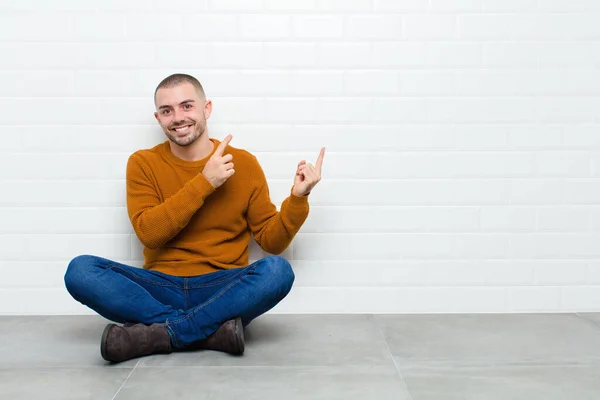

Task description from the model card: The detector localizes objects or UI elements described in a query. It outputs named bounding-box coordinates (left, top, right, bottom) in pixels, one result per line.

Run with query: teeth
left=175, top=126, right=190, bottom=132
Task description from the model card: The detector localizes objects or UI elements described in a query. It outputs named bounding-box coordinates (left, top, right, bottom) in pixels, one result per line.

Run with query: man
left=64, top=73, right=325, bottom=363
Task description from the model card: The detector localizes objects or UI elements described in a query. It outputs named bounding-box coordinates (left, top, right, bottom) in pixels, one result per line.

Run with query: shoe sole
left=235, top=317, right=245, bottom=355
left=100, top=323, right=117, bottom=362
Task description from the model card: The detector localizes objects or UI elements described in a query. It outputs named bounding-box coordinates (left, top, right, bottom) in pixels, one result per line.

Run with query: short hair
left=154, top=73, right=206, bottom=102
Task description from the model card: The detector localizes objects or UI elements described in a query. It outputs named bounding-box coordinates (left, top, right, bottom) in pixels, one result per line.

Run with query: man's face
left=154, top=82, right=211, bottom=147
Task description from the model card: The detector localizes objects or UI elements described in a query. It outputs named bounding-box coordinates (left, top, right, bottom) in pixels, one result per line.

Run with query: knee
left=260, top=255, right=295, bottom=292
left=64, top=255, right=98, bottom=297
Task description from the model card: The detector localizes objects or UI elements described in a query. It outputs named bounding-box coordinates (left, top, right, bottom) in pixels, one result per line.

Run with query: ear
left=204, top=100, right=213, bottom=120
left=154, top=112, right=160, bottom=123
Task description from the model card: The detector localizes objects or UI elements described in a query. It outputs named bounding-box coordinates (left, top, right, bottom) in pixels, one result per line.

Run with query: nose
left=172, top=108, right=184, bottom=122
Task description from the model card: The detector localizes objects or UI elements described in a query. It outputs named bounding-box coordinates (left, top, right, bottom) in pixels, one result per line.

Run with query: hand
left=202, top=134, right=234, bottom=189
left=293, top=147, right=325, bottom=197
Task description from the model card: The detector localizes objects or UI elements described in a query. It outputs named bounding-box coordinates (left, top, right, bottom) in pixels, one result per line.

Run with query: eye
left=161, top=109, right=170, bottom=115
left=184, top=104, right=193, bottom=109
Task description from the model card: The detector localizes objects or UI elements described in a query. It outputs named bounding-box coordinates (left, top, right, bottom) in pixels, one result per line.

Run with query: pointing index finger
left=214, top=134, right=232, bottom=157
left=315, top=147, right=325, bottom=173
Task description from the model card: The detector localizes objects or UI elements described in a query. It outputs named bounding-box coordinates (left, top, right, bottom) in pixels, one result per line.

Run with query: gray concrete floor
left=1, top=313, right=600, bottom=399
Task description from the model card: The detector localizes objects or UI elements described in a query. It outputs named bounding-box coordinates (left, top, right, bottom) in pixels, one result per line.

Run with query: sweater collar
left=160, top=138, right=220, bottom=168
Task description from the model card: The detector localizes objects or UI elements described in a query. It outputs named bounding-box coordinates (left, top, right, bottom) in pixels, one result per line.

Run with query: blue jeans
left=64, top=255, right=294, bottom=349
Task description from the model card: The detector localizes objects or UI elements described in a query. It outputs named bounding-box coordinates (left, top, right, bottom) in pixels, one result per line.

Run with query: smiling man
left=64, top=73, right=325, bottom=363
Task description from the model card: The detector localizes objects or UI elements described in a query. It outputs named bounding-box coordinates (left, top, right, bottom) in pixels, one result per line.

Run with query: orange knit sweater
left=125, top=138, right=309, bottom=277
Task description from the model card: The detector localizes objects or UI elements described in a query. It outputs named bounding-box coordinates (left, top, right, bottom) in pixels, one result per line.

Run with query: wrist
left=292, top=189, right=309, bottom=197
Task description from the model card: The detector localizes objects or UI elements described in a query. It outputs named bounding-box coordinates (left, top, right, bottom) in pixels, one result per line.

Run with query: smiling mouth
left=172, top=125, right=193, bottom=134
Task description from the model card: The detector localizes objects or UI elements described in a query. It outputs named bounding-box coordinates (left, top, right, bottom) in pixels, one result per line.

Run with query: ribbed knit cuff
left=288, top=186, right=309, bottom=207
left=189, top=173, right=216, bottom=199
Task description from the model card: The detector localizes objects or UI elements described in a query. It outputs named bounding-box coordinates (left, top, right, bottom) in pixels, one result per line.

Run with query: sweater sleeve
left=126, top=153, right=216, bottom=249
left=246, top=155, right=309, bottom=254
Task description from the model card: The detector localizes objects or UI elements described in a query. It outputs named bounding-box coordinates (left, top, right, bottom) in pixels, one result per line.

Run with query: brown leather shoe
left=192, top=317, right=245, bottom=355
left=101, top=323, right=172, bottom=363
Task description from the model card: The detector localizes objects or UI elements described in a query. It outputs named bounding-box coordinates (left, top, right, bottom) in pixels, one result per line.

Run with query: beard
left=164, top=118, right=206, bottom=147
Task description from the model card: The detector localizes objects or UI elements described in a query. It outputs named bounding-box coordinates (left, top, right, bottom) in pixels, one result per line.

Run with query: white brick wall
left=1, top=0, right=600, bottom=314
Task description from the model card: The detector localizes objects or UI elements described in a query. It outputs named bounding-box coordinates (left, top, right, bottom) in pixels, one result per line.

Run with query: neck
left=169, top=133, right=213, bottom=162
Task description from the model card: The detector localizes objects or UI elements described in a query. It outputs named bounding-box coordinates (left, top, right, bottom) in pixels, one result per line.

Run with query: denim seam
left=169, top=277, right=243, bottom=326
left=108, top=264, right=181, bottom=288
left=167, top=263, right=259, bottom=327
left=184, top=278, right=189, bottom=310
left=164, top=321, right=180, bottom=348
left=186, top=267, right=248, bottom=289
